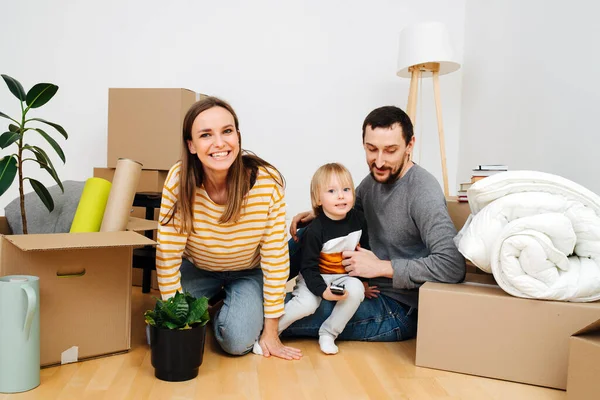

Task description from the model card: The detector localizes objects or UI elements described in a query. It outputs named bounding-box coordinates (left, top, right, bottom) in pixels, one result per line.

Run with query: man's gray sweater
left=355, top=164, right=465, bottom=309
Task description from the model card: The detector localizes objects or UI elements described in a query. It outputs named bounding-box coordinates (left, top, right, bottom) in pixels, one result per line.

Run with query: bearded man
left=284, top=106, right=465, bottom=342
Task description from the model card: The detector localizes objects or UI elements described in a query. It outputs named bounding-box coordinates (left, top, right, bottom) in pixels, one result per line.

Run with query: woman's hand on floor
left=258, top=318, right=302, bottom=360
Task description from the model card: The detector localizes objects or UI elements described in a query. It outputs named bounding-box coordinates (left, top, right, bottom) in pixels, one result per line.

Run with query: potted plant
left=0, top=74, right=68, bottom=234
left=144, top=291, right=210, bottom=382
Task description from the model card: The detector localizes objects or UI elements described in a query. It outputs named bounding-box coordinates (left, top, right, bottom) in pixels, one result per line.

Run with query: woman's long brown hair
left=162, top=96, right=284, bottom=234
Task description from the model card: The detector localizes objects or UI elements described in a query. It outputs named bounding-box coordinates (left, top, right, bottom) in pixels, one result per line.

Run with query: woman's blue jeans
left=180, top=259, right=263, bottom=355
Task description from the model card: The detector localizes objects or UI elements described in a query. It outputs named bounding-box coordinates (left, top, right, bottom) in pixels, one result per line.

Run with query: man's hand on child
left=322, top=286, right=348, bottom=301
left=290, top=211, right=315, bottom=241
left=363, top=281, right=380, bottom=299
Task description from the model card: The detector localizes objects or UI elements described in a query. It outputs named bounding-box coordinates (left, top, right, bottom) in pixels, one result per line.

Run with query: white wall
left=459, top=0, right=600, bottom=193
left=0, top=0, right=465, bottom=220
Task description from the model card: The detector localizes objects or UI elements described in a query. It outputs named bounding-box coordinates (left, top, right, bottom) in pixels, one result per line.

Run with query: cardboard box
left=447, top=197, right=482, bottom=274
left=446, top=197, right=471, bottom=231
left=126, top=217, right=159, bottom=290
left=567, top=320, right=600, bottom=399
left=107, top=88, right=202, bottom=170
left=132, top=268, right=159, bottom=291
left=0, top=218, right=155, bottom=366
left=93, top=167, right=168, bottom=193
left=416, top=281, right=600, bottom=389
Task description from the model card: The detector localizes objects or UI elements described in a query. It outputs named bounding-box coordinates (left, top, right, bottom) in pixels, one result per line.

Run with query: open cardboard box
left=416, top=278, right=600, bottom=390
left=566, top=320, right=600, bottom=399
left=0, top=216, right=155, bottom=366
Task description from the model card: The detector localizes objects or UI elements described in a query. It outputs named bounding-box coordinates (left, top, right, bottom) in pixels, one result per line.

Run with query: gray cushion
left=4, top=180, right=85, bottom=234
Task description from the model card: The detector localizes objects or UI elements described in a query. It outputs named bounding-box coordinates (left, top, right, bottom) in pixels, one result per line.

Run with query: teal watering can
left=0, top=275, right=40, bottom=393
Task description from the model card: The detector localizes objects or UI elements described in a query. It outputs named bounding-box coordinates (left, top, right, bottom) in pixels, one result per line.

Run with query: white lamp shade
left=396, top=22, right=460, bottom=78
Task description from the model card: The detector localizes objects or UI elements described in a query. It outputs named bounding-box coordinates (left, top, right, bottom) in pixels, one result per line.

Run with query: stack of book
left=457, top=182, right=472, bottom=202
left=456, top=164, right=508, bottom=202
left=471, top=164, right=508, bottom=183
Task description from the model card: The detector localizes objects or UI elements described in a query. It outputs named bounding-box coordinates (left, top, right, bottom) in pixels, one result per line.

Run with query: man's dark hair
left=362, top=106, right=413, bottom=145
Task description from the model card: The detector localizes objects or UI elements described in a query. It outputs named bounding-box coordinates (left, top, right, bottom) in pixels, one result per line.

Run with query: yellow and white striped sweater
left=156, top=162, right=289, bottom=318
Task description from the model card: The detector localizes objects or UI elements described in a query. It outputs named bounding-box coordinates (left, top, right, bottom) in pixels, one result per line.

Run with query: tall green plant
left=0, top=74, right=68, bottom=234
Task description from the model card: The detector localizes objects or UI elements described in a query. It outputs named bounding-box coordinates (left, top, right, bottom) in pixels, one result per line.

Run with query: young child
left=255, top=162, right=370, bottom=355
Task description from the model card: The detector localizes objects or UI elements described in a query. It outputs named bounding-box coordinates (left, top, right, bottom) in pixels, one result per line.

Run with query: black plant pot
left=150, top=324, right=207, bottom=382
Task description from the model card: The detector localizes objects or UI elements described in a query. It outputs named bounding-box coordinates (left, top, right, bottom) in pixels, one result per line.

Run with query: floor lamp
left=396, top=22, right=460, bottom=197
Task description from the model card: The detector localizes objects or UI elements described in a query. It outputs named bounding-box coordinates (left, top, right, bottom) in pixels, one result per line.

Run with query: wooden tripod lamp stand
left=396, top=22, right=460, bottom=197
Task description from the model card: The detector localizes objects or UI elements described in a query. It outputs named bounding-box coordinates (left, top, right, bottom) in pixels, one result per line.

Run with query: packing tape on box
left=70, top=177, right=112, bottom=232
left=100, top=158, right=142, bottom=232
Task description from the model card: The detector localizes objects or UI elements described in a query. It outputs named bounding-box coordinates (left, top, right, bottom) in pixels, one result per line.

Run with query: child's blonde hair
left=310, top=163, right=355, bottom=216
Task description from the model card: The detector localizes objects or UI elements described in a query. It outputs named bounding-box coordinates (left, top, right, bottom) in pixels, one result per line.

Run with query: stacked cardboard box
left=94, top=88, right=203, bottom=289
left=420, top=201, right=600, bottom=393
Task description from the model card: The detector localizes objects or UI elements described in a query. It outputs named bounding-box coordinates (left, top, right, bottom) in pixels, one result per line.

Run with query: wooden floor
left=1, top=287, right=565, bottom=400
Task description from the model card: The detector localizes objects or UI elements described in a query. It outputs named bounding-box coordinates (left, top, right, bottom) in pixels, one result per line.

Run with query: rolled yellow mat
left=70, top=177, right=112, bottom=232
left=100, top=158, right=142, bottom=232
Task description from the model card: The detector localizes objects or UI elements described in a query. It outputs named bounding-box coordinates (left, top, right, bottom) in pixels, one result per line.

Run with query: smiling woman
left=155, top=97, right=302, bottom=360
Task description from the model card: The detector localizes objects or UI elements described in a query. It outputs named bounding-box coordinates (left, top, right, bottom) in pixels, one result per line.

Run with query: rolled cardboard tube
left=100, top=158, right=143, bottom=232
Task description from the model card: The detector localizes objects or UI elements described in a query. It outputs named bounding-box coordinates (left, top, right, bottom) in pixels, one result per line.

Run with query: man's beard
left=370, top=158, right=405, bottom=184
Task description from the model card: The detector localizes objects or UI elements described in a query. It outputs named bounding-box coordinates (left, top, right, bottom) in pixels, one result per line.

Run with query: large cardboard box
left=567, top=320, right=600, bottom=399
left=107, top=88, right=202, bottom=170
left=416, top=281, right=600, bottom=389
left=93, top=167, right=168, bottom=194
left=0, top=218, right=155, bottom=366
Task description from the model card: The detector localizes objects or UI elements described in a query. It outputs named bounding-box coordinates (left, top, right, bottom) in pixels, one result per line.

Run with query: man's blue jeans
left=282, top=229, right=418, bottom=341
left=180, top=259, right=263, bottom=355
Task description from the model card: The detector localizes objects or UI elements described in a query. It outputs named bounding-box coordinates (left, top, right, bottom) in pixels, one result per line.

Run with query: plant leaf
left=0, top=131, right=20, bottom=149
left=164, top=321, right=179, bottom=329
left=0, top=155, right=17, bottom=196
left=184, top=291, right=196, bottom=305
left=175, top=293, right=189, bottom=321
left=28, top=118, right=68, bottom=139
left=0, top=111, right=18, bottom=123
left=28, top=145, right=54, bottom=169
left=25, top=145, right=64, bottom=193
left=187, top=296, right=209, bottom=326
left=163, top=297, right=185, bottom=327
left=28, top=178, right=54, bottom=212
left=34, top=128, right=65, bottom=163
left=8, top=124, right=19, bottom=133
left=1, top=75, right=26, bottom=101
left=144, top=310, right=156, bottom=326
left=40, top=162, right=64, bottom=193
left=26, top=83, right=58, bottom=109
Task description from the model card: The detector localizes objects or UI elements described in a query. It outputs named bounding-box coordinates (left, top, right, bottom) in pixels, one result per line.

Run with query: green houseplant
left=0, top=74, right=68, bottom=234
left=144, top=291, right=210, bottom=382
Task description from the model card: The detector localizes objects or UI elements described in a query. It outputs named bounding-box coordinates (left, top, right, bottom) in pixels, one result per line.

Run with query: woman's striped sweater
left=156, top=162, right=289, bottom=318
